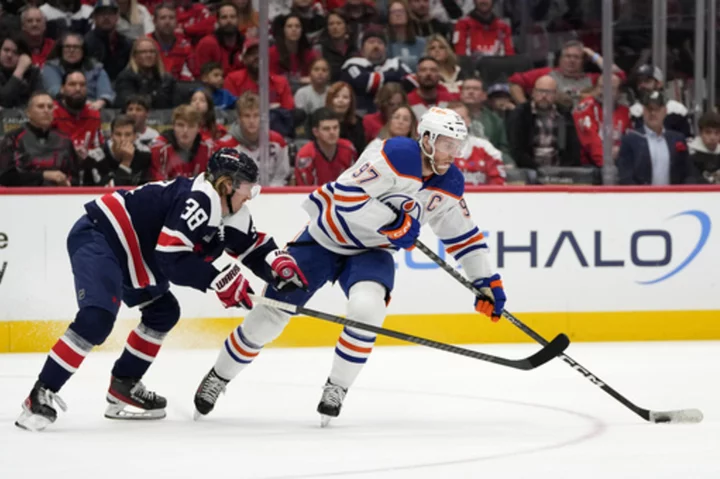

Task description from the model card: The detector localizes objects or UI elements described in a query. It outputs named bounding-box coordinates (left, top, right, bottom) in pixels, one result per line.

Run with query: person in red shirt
left=149, top=3, right=193, bottom=81
left=150, top=105, right=214, bottom=180
left=407, top=57, right=460, bottom=119
left=52, top=71, right=104, bottom=154
left=453, top=0, right=514, bottom=57
left=224, top=37, right=295, bottom=111
left=190, top=2, right=245, bottom=78
left=21, top=7, right=55, bottom=68
left=572, top=74, right=630, bottom=167
left=172, top=0, right=215, bottom=44
left=269, top=13, right=318, bottom=84
left=295, top=107, right=358, bottom=185
left=363, top=82, right=408, bottom=143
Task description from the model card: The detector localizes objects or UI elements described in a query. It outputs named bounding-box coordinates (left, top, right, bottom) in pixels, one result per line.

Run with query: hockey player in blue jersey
left=15, top=149, right=308, bottom=432
left=193, top=108, right=508, bottom=426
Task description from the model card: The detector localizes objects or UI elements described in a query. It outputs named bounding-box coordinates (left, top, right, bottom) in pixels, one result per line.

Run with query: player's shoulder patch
left=381, top=137, right=422, bottom=181
left=190, top=174, right=222, bottom=227
left=296, top=155, right=314, bottom=169
left=423, top=163, right=465, bottom=199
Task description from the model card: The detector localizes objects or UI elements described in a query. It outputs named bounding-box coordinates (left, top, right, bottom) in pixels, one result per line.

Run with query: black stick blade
left=525, top=333, right=570, bottom=368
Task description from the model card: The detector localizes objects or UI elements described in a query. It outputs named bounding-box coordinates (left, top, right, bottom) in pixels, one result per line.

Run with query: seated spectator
left=337, top=0, right=380, bottom=48
left=0, top=92, right=78, bottom=187
left=174, top=0, right=215, bottom=44
left=290, top=0, right=326, bottom=43
left=236, top=0, right=260, bottom=38
left=295, top=107, right=358, bottom=185
left=200, top=62, right=236, bottom=110
left=269, top=13, right=318, bottom=85
left=0, top=34, right=44, bottom=108
left=629, top=65, right=691, bottom=138
left=618, top=91, right=695, bottom=185
left=425, top=33, right=465, bottom=94
left=84, top=0, right=133, bottom=82
left=216, top=91, right=291, bottom=186
left=507, top=75, right=582, bottom=170
left=509, top=40, right=624, bottom=109
left=366, top=104, right=417, bottom=150
left=122, top=94, right=159, bottom=148
left=52, top=71, right=104, bottom=154
left=190, top=88, right=228, bottom=141
left=294, top=57, right=331, bottom=118
left=40, top=0, right=93, bottom=39
left=315, top=11, right=357, bottom=82
left=191, top=2, right=245, bottom=78
left=408, top=56, right=460, bottom=118
left=453, top=0, right=514, bottom=57
left=116, top=0, right=154, bottom=40
left=409, top=0, right=452, bottom=39
left=340, top=28, right=414, bottom=114
left=327, top=81, right=366, bottom=155
left=150, top=104, right=213, bottom=180
left=688, top=112, right=720, bottom=183
left=21, top=7, right=55, bottom=68
left=485, top=83, right=515, bottom=114
left=363, top=83, right=408, bottom=142
left=448, top=101, right=506, bottom=185
left=84, top=114, right=151, bottom=185
left=114, top=37, right=175, bottom=109
left=149, top=3, right=193, bottom=81
left=387, top=0, right=426, bottom=72
left=461, top=76, right=513, bottom=165
left=41, top=32, right=115, bottom=109
left=572, top=73, right=629, bottom=167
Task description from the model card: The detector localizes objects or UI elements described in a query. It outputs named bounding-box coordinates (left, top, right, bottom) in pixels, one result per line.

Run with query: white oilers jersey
left=302, top=136, right=495, bottom=281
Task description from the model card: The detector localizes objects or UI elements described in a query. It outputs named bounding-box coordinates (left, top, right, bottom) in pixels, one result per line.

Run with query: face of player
left=125, top=103, right=148, bottom=129
left=284, top=17, right=303, bottom=43
left=559, top=46, right=583, bottom=75
left=331, top=87, right=352, bottom=115
left=362, top=38, right=386, bottom=64
left=93, top=8, right=119, bottom=32
left=61, top=72, right=88, bottom=108
left=112, top=124, right=136, bottom=148
left=310, top=60, right=330, bottom=86
left=0, top=39, right=19, bottom=70
left=475, top=0, right=493, bottom=14
left=62, top=35, right=84, bottom=64
left=701, top=127, right=720, bottom=152
left=203, top=68, right=224, bottom=89
left=154, top=7, right=177, bottom=36
left=417, top=60, right=439, bottom=88
left=314, top=119, right=340, bottom=146
left=134, top=39, right=158, bottom=70
left=388, top=2, right=408, bottom=27
left=217, top=6, right=239, bottom=34
left=174, top=119, right=200, bottom=150
left=460, top=79, right=485, bottom=106
left=26, top=94, right=54, bottom=130
left=388, top=107, right=413, bottom=137
left=409, top=0, right=430, bottom=18
left=428, top=39, right=448, bottom=64
left=226, top=181, right=259, bottom=214
left=240, top=108, right=260, bottom=138
left=423, top=135, right=464, bottom=174
left=190, top=91, right=209, bottom=114
left=22, top=8, right=46, bottom=37
left=327, top=14, right=347, bottom=40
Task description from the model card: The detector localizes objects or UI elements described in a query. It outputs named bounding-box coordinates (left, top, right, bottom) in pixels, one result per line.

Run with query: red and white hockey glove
left=473, top=274, right=506, bottom=322
left=266, top=250, right=308, bottom=292
left=211, top=262, right=254, bottom=309
left=378, top=211, right=420, bottom=250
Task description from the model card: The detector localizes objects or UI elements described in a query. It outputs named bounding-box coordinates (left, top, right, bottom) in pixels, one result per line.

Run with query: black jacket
left=340, top=115, right=366, bottom=157
left=0, top=65, right=44, bottom=108
left=114, top=68, right=176, bottom=109
left=84, top=29, right=132, bottom=81
left=82, top=140, right=151, bottom=186
left=507, top=102, right=582, bottom=169
left=315, top=39, right=356, bottom=83
left=617, top=127, right=696, bottom=185
left=687, top=136, right=720, bottom=183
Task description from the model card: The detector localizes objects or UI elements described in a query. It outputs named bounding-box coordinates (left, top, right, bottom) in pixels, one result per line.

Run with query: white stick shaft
left=249, top=294, right=298, bottom=314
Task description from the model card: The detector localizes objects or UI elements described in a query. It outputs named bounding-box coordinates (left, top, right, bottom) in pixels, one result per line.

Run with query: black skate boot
left=15, top=380, right=67, bottom=432
left=194, top=368, right=228, bottom=419
left=105, top=376, right=167, bottom=420
left=317, top=379, right=347, bottom=427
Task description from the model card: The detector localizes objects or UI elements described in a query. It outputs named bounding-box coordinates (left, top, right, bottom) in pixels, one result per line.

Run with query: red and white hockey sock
left=214, top=325, right=263, bottom=380
left=39, top=329, right=93, bottom=392
left=329, top=327, right=376, bottom=389
left=111, top=324, right=166, bottom=379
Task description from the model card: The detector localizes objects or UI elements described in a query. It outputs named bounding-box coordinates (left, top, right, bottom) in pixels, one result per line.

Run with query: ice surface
left=1, top=341, right=718, bottom=478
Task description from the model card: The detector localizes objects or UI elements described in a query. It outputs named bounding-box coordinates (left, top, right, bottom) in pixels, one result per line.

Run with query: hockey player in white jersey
left=194, top=107, right=507, bottom=425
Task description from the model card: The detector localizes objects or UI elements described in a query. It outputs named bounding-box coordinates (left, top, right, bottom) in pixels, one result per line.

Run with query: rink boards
left=1, top=186, right=720, bottom=353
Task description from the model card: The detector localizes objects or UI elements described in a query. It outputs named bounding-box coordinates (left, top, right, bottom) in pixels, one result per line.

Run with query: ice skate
left=105, top=376, right=167, bottom=420
left=317, top=380, right=347, bottom=427
left=15, top=380, right=67, bottom=432
left=193, top=368, right=228, bottom=419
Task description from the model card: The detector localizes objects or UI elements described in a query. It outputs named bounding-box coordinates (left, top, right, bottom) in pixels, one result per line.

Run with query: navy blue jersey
left=84, top=175, right=278, bottom=294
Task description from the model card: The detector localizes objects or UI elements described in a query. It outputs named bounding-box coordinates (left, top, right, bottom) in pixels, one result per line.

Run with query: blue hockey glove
left=473, top=274, right=506, bottom=322
left=378, top=211, right=420, bottom=250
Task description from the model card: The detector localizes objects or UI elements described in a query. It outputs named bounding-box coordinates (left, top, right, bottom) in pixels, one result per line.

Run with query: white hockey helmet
left=417, top=107, right=468, bottom=171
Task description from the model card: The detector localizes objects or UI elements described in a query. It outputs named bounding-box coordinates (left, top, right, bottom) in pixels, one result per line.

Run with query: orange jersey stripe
left=316, top=188, right=347, bottom=244
left=446, top=232, right=485, bottom=254
left=338, top=336, right=373, bottom=354
left=333, top=193, right=370, bottom=203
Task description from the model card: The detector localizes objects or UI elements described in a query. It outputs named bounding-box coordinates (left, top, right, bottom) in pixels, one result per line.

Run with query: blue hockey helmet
left=206, top=148, right=259, bottom=189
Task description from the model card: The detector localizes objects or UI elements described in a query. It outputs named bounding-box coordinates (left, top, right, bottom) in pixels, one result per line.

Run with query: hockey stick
left=414, top=239, right=704, bottom=424
left=249, top=294, right=569, bottom=371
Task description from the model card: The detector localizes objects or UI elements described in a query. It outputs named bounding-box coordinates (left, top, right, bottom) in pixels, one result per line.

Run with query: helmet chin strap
left=419, top=137, right=441, bottom=175
left=225, top=192, right=235, bottom=216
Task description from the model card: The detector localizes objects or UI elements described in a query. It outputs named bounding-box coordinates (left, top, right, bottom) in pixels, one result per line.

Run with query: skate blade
left=320, top=414, right=333, bottom=428
left=104, top=403, right=166, bottom=420
left=15, top=407, right=53, bottom=432
left=193, top=409, right=204, bottom=421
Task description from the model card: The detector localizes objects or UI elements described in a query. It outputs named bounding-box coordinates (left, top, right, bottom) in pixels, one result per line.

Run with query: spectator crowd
left=0, top=0, right=718, bottom=188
